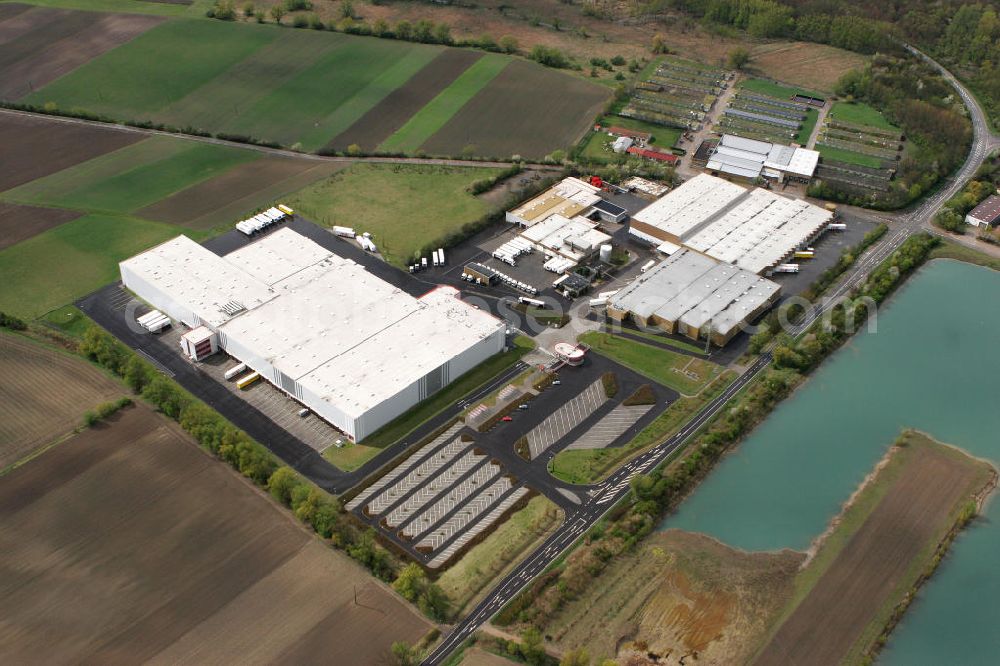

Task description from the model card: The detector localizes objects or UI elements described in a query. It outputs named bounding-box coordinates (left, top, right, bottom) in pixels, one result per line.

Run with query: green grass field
left=379, top=55, right=509, bottom=153
left=817, top=144, right=885, bottom=169
left=828, top=101, right=897, bottom=131
left=150, top=31, right=349, bottom=137
left=609, top=327, right=706, bottom=355
left=0, top=214, right=184, bottom=319
left=2, top=138, right=258, bottom=214
left=285, top=163, right=504, bottom=266
left=221, top=37, right=431, bottom=150
left=797, top=108, right=819, bottom=145
left=26, top=20, right=275, bottom=119
left=742, top=78, right=824, bottom=101
left=578, top=331, right=724, bottom=395
left=23, top=19, right=439, bottom=150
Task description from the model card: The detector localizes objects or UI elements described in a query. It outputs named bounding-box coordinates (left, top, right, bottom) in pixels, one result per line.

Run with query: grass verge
left=817, top=144, right=885, bottom=169
left=579, top=331, right=723, bottom=395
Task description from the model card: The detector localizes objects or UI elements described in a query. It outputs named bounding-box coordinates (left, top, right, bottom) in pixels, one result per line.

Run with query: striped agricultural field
left=377, top=53, right=510, bottom=154
left=0, top=136, right=259, bottom=215
left=21, top=15, right=608, bottom=158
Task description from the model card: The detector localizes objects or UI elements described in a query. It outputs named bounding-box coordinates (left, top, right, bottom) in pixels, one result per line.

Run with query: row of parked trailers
left=492, top=238, right=533, bottom=266
left=136, top=309, right=171, bottom=333
left=235, top=204, right=294, bottom=236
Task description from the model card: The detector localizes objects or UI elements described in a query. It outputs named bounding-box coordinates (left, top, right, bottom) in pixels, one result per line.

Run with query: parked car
left=501, top=416, right=513, bottom=422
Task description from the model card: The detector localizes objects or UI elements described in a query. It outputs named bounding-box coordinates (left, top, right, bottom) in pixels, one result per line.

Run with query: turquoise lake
left=661, top=259, right=1000, bottom=664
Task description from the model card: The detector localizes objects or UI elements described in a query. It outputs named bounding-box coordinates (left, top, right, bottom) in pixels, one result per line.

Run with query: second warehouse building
left=120, top=228, right=505, bottom=441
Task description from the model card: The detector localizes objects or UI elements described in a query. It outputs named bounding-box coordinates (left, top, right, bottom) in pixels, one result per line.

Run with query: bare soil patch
left=420, top=59, right=608, bottom=159
left=0, top=331, right=122, bottom=471
left=0, top=3, right=30, bottom=24
left=0, top=202, right=81, bottom=250
left=0, top=403, right=431, bottom=663
left=327, top=48, right=483, bottom=152
left=545, top=530, right=803, bottom=664
left=754, top=435, right=994, bottom=666
left=136, top=156, right=343, bottom=229
left=748, top=42, right=866, bottom=93
left=0, top=8, right=164, bottom=100
left=0, top=112, right=143, bottom=192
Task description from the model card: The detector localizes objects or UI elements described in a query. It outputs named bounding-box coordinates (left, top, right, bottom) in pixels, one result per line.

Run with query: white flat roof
left=632, top=173, right=745, bottom=240
left=684, top=188, right=832, bottom=273
left=120, top=236, right=276, bottom=328
left=124, top=229, right=504, bottom=419
left=520, top=213, right=610, bottom=260
left=764, top=145, right=819, bottom=178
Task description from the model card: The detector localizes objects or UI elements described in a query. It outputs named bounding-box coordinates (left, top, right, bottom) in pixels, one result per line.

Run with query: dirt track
left=327, top=48, right=484, bottom=152
left=0, top=202, right=80, bottom=250
left=755, top=440, right=989, bottom=666
left=0, top=112, right=142, bottom=192
left=0, top=331, right=122, bottom=470
left=0, top=403, right=431, bottom=663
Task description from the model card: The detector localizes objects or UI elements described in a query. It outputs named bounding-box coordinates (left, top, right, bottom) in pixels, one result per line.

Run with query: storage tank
left=599, top=244, right=613, bottom=263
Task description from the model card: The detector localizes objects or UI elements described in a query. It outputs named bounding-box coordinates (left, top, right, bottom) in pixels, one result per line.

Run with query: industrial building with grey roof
left=607, top=248, right=781, bottom=346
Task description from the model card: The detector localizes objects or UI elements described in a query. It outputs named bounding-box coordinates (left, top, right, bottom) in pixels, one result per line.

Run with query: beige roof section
left=507, top=177, right=602, bottom=226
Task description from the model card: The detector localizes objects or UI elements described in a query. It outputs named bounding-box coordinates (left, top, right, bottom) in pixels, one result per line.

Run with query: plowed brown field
left=0, top=331, right=122, bottom=470
left=0, top=112, right=142, bottom=192
left=0, top=403, right=432, bottom=663
left=0, top=202, right=80, bottom=250
left=136, top=157, right=343, bottom=229
left=419, top=59, right=609, bottom=159
left=0, top=5, right=163, bottom=100
left=327, top=48, right=483, bottom=152
left=755, top=434, right=993, bottom=666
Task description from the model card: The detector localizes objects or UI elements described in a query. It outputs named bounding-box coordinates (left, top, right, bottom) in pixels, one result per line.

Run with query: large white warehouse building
left=629, top=173, right=832, bottom=274
left=120, top=228, right=505, bottom=441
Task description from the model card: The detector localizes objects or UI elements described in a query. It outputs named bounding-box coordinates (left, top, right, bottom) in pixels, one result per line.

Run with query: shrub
left=530, top=45, right=570, bottom=69
left=0, top=311, right=27, bottom=330
left=601, top=372, right=618, bottom=398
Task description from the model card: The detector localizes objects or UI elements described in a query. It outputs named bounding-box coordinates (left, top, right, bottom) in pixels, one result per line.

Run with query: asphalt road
left=421, top=49, right=1000, bottom=666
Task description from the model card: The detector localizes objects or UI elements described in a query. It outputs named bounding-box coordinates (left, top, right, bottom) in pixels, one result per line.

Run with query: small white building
left=612, top=136, right=634, bottom=153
